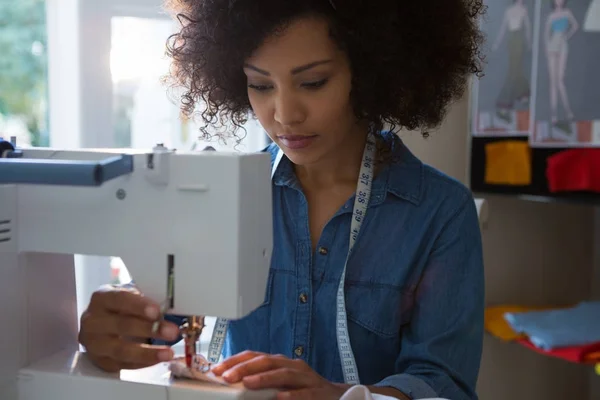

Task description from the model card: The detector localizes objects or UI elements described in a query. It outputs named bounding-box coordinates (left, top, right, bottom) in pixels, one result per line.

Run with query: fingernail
left=145, top=305, right=159, bottom=320
left=158, top=349, right=173, bottom=361
left=161, top=325, right=179, bottom=339
left=223, top=370, right=238, bottom=382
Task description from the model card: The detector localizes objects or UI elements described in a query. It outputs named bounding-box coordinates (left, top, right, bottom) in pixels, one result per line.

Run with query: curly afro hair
left=164, top=0, right=485, bottom=144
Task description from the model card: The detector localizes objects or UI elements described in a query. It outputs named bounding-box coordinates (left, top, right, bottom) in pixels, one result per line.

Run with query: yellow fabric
left=484, top=141, right=532, bottom=186
left=484, top=305, right=559, bottom=342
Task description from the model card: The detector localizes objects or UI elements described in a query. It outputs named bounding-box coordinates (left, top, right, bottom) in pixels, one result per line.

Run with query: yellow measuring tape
left=595, top=363, right=600, bottom=376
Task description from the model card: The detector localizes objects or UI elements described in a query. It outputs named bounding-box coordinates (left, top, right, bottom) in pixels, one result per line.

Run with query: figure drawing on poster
left=532, top=0, right=600, bottom=147
left=472, top=0, right=535, bottom=137
left=494, top=1, right=532, bottom=122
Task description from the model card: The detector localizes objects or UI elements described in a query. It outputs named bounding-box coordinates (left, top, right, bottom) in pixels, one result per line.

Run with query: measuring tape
left=208, top=134, right=376, bottom=385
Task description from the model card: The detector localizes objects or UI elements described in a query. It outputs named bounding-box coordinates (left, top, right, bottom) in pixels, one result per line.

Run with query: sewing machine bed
left=18, top=349, right=276, bottom=400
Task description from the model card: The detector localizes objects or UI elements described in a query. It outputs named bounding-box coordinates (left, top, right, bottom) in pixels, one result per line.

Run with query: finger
left=83, top=336, right=174, bottom=365
left=242, top=368, right=316, bottom=390
left=221, top=355, right=299, bottom=383
left=82, top=313, right=180, bottom=342
left=89, top=287, right=161, bottom=321
left=211, top=350, right=264, bottom=375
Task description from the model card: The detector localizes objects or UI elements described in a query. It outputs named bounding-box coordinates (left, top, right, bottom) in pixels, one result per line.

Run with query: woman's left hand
left=211, top=351, right=347, bottom=400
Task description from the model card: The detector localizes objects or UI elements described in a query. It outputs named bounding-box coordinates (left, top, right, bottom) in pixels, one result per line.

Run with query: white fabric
left=340, top=385, right=449, bottom=400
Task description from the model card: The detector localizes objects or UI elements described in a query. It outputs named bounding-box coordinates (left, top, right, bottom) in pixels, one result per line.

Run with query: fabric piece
left=505, top=301, right=600, bottom=350
left=340, top=385, right=449, bottom=400
left=517, top=339, right=600, bottom=364
left=484, top=305, right=560, bottom=341
left=546, top=149, right=600, bottom=193
left=484, top=141, right=532, bottom=186
left=169, top=356, right=228, bottom=385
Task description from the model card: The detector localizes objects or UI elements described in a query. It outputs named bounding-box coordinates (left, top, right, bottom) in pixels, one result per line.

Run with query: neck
left=294, top=131, right=368, bottom=190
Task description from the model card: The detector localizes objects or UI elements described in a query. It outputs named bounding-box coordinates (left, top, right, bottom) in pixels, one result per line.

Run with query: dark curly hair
left=164, top=0, right=485, bottom=147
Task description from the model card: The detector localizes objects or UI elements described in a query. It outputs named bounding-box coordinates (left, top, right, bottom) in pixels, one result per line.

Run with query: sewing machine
left=0, top=138, right=276, bottom=399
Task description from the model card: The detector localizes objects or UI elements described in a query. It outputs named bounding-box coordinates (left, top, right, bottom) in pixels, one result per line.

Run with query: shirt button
left=299, top=293, right=308, bottom=303
left=294, top=346, right=304, bottom=357
left=318, top=246, right=328, bottom=255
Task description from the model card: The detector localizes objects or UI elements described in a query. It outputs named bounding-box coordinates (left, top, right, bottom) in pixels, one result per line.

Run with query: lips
left=277, top=134, right=318, bottom=150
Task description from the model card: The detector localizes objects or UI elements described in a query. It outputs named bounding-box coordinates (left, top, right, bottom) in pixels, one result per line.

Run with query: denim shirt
left=163, top=136, right=484, bottom=400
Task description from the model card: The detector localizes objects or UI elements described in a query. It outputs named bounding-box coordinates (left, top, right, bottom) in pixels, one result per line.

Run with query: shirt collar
left=270, top=135, right=424, bottom=206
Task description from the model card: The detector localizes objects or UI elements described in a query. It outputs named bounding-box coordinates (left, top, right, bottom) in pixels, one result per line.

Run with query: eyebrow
left=243, top=59, right=333, bottom=76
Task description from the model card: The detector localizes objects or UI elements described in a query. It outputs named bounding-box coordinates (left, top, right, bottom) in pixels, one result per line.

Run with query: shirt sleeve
left=373, top=194, right=485, bottom=400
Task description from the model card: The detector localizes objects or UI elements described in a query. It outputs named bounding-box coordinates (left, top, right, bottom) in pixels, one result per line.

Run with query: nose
left=273, top=90, right=306, bottom=126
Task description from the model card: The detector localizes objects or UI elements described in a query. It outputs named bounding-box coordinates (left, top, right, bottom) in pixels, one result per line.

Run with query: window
left=0, top=0, right=49, bottom=147
left=111, top=16, right=177, bottom=149
left=109, top=15, right=267, bottom=153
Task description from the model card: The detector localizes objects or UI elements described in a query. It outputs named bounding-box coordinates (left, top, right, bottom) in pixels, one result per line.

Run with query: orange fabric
left=484, top=141, right=532, bottom=186
left=585, top=351, right=600, bottom=362
left=484, top=305, right=558, bottom=341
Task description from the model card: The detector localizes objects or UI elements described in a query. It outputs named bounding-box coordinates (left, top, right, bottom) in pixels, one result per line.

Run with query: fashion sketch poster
left=472, top=0, right=536, bottom=137
left=531, top=0, right=600, bottom=147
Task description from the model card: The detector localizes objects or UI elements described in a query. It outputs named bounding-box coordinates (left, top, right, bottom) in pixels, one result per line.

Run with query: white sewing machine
left=0, top=138, right=276, bottom=400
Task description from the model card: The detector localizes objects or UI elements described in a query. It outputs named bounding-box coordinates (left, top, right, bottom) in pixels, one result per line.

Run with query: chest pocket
left=345, top=279, right=414, bottom=338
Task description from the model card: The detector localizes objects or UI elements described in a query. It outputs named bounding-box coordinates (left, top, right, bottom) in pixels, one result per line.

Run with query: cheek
left=309, top=84, right=354, bottom=128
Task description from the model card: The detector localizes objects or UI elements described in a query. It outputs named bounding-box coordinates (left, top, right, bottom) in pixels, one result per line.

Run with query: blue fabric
left=504, top=301, right=600, bottom=350
left=551, top=17, right=569, bottom=33
left=161, top=135, right=484, bottom=400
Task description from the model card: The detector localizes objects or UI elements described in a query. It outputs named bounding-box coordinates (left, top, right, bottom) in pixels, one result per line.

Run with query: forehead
left=246, top=16, right=340, bottom=69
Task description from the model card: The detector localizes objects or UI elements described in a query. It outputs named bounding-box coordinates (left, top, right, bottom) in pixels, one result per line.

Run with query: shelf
left=473, top=190, right=600, bottom=207
left=469, top=136, right=600, bottom=207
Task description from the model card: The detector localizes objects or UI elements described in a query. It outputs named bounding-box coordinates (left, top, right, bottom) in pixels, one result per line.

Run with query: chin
left=280, top=149, right=321, bottom=166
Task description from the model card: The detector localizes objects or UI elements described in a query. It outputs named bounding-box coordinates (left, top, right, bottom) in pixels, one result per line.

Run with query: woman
left=545, top=0, right=579, bottom=123
left=493, top=0, right=532, bottom=122
left=78, top=1, right=486, bottom=399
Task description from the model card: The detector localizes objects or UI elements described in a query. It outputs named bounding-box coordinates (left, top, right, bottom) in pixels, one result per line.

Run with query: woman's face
left=244, top=16, right=363, bottom=167
left=554, top=0, right=565, bottom=8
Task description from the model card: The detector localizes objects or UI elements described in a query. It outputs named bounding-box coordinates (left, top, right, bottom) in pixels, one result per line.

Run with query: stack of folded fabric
left=484, top=302, right=600, bottom=364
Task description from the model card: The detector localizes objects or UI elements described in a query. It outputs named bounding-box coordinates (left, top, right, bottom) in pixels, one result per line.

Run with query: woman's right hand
left=78, top=285, right=180, bottom=372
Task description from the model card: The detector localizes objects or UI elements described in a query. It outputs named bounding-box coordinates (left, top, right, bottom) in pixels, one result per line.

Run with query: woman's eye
left=248, top=84, right=273, bottom=92
left=302, top=79, right=328, bottom=89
